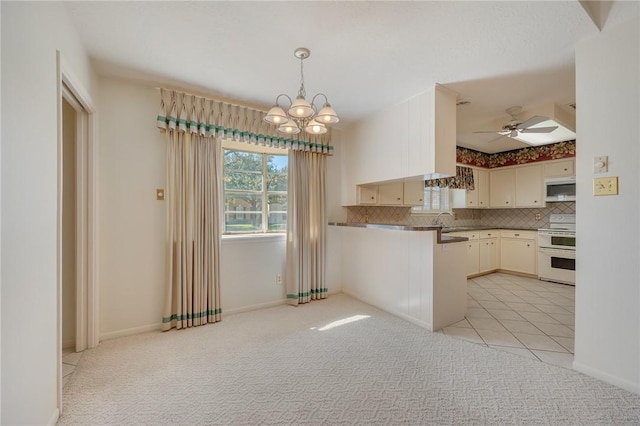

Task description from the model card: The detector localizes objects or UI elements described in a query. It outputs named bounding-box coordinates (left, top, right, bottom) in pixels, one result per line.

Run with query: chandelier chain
left=298, top=56, right=306, bottom=98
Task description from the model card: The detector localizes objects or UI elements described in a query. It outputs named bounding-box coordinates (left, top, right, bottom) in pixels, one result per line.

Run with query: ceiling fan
left=474, top=106, right=558, bottom=143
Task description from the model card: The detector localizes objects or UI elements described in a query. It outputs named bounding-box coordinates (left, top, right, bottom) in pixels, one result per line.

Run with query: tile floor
left=439, top=272, right=575, bottom=369
left=62, top=348, right=84, bottom=387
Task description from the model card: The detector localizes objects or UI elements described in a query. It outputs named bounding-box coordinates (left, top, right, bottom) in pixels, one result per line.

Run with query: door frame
left=56, top=51, right=99, bottom=411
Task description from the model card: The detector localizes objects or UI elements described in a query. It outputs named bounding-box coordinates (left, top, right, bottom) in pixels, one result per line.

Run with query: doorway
left=57, top=52, right=98, bottom=414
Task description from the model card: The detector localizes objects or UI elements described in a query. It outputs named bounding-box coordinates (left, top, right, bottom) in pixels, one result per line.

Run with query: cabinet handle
left=527, top=243, right=530, bottom=247
left=506, top=201, right=509, bottom=204
left=564, top=168, right=568, bottom=171
left=514, top=233, right=520, bottom=236
left=371, top=196, right=375, bottom=200
left=534, top=200, right=538, bottom=203
left=397, top=197, right=401, bottom=201
left=419, top=198, right=423, bottom=202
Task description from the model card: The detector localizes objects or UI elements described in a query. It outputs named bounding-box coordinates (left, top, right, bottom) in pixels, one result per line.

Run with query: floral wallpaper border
left=456, top=140, right=576, bottom=168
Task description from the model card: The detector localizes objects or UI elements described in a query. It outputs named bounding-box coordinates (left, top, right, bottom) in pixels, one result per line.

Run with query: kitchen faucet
left=433, top=211, right=454, bottom=227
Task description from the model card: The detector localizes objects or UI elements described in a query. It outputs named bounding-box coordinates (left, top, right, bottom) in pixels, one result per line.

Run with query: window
left=223, top=148, right=288, bottom=234
left=411, top=186, right=452, bottom=213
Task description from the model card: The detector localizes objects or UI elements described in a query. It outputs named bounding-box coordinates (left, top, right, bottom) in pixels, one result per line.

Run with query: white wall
left=0, top=2, right=98, bottom=424
left=97, top=77, right=343, bottom=338
left=97, top=77, right=166, bottom=339
left=574, top=16, right=640, bottom=394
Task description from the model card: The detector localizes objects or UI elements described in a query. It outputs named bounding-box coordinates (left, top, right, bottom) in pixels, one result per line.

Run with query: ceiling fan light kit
left=264, top=47, right=339, bottom=136
left=474, top=104, right=576, bottom=146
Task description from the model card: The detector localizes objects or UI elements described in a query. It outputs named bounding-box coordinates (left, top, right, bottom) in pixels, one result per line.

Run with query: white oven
left=538, top=214, right=576, bottom=285
left=538, top=247, right=575, bottom=285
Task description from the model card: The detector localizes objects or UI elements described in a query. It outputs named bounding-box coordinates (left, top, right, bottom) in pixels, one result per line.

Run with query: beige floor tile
left=450, top=318, right=473, bottom=328
left=499, top=319, right=544, bottom=335
left=471, top=293, right=499, bottom=302
left=442, top=327, right=485, bottom=345
left=62, top=351, right=83, bottom=366
left=548, top=312, right=575, bottom=325
left=493, top=293, right=525, bottom=303
left=465, top=307, right=493, bottom=319
left=510, top=290, right=538, bottom=298
left=553, top=296, right=575, bottom=307
left=533, top=303, right=571, bottom=315
left=518, top=311, right=560, bottom=324
left=518, top=295, right=552, bottom=304
left=467, top=299, right=482, bottom=308
left=475, top=328, right=524, bottom=348
left=531, top=350, right=574, bottom=369
left=486, top=309, right=525, bottom=321
left=489, top=345, right=538, bottom=360
left=63, top=375, right=71, bottom=388
left=563, top=305, right=575, bottom=313
left=531, top=322, right=574, bottom=338
left=477, top=300, right=511, bottom=311
left=466, top=316, right=507, bottom=331
left=512, top=332, right=568, bottom=352
left=62, top=363, right=76, bottom=377
left=551, top=336, right=575, bottom=353
left=504, top=302, right=541, bottom=313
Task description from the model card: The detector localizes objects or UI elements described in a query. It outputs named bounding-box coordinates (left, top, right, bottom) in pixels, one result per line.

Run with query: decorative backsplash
left=457, top=141, right=576, bottom=168
left=346, top=202, right=575, bottom=230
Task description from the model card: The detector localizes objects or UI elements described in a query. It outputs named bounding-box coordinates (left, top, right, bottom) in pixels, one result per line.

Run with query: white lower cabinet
left=479, top=230, right=499, bottom=273
left=466, top=240, right=480, bottom=276
left=499, top=230, right=537, bottom=275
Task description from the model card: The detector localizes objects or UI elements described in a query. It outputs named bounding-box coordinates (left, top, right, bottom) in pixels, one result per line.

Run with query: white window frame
left=411, top=186, right=453, bottom=214
left=222, top=140, right=288, bottom=235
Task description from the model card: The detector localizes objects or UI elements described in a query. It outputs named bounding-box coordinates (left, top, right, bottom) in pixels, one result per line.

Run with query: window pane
left=224, top=170, right=262, bottom=191
left=224, top=192, right=263, bottom=233
left=268, top=193, right=287, bottom=231
left=224, top=150, right=262, bottom=171
left=267, top=154, right=288, bottom=191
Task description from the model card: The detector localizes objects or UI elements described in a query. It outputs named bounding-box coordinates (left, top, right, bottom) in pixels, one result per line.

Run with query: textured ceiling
left=65, top=1, right=639, bottom=153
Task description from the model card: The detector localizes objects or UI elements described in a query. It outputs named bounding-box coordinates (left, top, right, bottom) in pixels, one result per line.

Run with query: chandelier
left=264, top=47, right=339, bottom=135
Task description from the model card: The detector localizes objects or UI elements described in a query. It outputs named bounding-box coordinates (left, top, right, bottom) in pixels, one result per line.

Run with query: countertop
left=328, top=222, right=468, bottom=244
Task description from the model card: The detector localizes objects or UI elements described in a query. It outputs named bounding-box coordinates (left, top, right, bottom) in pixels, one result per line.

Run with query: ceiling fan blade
left=473, top=130, right=502, bottom=134
left=517, top=115, right=548, bottom=129
left=519, top=126, right=558, bottom=134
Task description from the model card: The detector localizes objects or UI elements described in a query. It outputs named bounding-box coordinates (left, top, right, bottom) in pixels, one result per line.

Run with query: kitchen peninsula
left=331, top=222, right=467, bottom=331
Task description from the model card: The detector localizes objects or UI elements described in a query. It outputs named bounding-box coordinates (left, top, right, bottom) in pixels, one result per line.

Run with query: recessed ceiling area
left=64, top=1, right=639, bottom=153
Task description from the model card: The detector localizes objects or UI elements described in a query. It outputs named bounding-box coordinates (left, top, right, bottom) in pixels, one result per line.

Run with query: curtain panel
left=156, top=89, right=333, bottom=155
left=425, top=165, right=475, bottom=190
left=285, top=150, right=327, bottom=305
left=161, top=117, right=222, bottom=331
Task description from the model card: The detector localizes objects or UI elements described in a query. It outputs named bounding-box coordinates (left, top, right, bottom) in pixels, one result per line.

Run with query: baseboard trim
left=573, top=360, right=640, bottom=395
left=100, top=323, right=162, bottom=341
left=342, top=289, right=433, bottom=331
left=48, top=408, right=60, bottom=426
left=224, top=299, right=288, bottom=315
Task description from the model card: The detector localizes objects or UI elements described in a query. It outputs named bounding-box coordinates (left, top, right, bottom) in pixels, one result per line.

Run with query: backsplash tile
left=346, top=202, right=575, bottom=230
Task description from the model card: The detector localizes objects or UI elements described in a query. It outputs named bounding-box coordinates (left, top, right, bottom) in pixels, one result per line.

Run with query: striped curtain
left=161, top=103, right=222, bottom=331
left=425, top=165, right=475, bottom=190
left=285, top=150, right=327, bottom=305
left=156, top=89, right=333, bottom=155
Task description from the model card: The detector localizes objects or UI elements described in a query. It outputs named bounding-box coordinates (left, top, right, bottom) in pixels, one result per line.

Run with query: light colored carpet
left=59, top=293, right=640, bottom=425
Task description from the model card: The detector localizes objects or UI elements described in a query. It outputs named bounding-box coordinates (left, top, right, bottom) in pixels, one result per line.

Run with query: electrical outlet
left=276, top=274, right=283, bottom=285
left=156, top=189, right=165, bottom=200
left=534, top=213, right=541, bottom=221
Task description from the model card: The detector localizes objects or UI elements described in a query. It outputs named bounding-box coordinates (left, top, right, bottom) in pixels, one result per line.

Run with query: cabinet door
left=466, top=240, right=480, bottom=276
left=465, top=168, right=479, bottom=208
left=544, top=159, right=575, bottom=177
left=358, top=185, right=378, bottom=205
left=490, top=168, right=515, bottom=208
left=403, top=180, right=424, bottom=206
left=477, top=169, right=490, bottom=208
left=516, top=164, right=544, bottom=207
left=500, top=238, right=536, bottom=275
left=479, top=238, right=498, bottom=272
left=378, top=182, right=404, bottom=205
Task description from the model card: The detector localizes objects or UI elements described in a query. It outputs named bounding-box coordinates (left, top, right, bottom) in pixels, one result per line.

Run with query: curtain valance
left=156, top=89, right=333, bottom=155
left=425, top=166, right=475, bottom=190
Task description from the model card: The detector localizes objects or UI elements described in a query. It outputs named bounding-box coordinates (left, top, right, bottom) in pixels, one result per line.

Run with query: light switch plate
left=156, top=189, right=165, bottom=200
left=593, top=177, right=618, bottom=196
left=593, top=156, right=608, bottom=173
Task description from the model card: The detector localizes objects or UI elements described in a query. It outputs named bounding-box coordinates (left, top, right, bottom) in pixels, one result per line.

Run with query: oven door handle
left=539, top=247, right=576, bottom=258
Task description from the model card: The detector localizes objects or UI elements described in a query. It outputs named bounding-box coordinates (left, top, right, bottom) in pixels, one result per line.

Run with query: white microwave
left=545, top=177, right=576, bottom=202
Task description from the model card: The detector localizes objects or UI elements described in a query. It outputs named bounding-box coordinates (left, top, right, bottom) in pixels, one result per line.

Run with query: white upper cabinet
left=403, top=180, right=425, bottom=206
left=477, top=169, right=490, bottom=208
left=544, top=159, right=575, bottom=177
left=377, top=182, right=404, bottom=205
left=342, top=84, right=457, bottom=205
left=515, top=164, right=544, bottom=207
left=489, top=168, right=515, bottom=208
